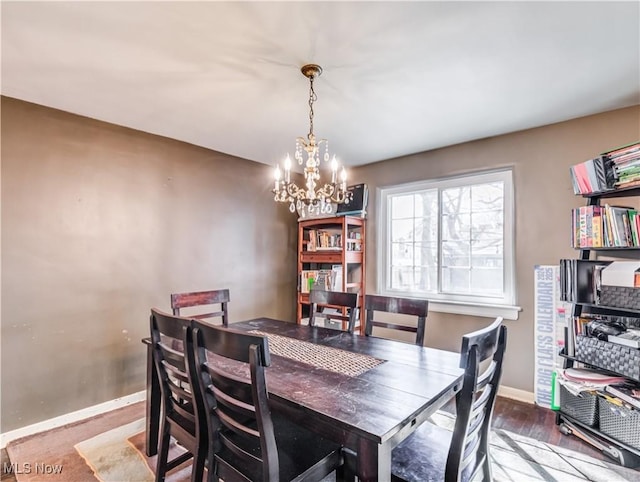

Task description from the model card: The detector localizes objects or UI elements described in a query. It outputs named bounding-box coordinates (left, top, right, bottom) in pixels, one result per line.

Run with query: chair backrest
left=190, top=320, right=278, bottom=482
left=170, top=289, right=230, bottom=326
left=149, top=308, right=200, bottom=450
left=364, top=294, right=429, bottom=346
left=309, top=289, right=359, bottom=333
left=446, top=317, right=507, bottom=482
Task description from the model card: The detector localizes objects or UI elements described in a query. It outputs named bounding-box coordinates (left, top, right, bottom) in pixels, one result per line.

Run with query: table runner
left=248, top=330, right=385, bottom=377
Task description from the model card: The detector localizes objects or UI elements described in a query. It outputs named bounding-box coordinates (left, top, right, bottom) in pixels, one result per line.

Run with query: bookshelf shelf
left=559, top=412, right=640, bottom=458
left=581, top=185, right=640, bottom=199
left=560, top=145, right=640, bottom=466
left=574, top=302, right=640, bottom=316
left=296, top=215, right=366, bottom=333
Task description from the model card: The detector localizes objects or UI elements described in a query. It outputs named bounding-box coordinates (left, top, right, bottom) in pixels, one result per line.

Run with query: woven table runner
left=248, top=330, right=385, bottom=377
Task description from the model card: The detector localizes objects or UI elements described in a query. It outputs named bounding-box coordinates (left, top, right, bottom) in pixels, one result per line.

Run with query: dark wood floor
left=447, top=396, right=609, bottom=462
left=1, top=448, right=16, bottom=482
left=0, top=396, right=623, bottom=482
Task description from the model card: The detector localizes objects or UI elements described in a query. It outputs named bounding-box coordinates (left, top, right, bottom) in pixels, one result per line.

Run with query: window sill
left=428, top=300, right=521, bottom=320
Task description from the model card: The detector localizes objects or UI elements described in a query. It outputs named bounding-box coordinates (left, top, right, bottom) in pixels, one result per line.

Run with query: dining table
left=144, top=317, right=464, bottom=481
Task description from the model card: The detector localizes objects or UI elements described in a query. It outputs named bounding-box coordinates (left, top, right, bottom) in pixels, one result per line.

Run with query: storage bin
left=599, top=285, right=640, bottom=311
left=575, top=335, right=640, bottom=381
left=598, top=397, right=640, bottom=450
left=559, top=385, right=598, bottom=426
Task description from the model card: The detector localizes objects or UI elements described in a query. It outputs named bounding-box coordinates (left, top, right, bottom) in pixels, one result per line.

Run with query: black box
left=560, top=385, right=598, bottom=427
left=600, top=285, right=640, bottom=311
left=599, top=397, right=640, bottom=450
left=575, top=335, right=640, bottom=382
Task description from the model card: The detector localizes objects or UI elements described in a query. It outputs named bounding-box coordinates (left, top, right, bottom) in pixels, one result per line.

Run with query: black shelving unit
left=558, top=186, right=640, bottom=467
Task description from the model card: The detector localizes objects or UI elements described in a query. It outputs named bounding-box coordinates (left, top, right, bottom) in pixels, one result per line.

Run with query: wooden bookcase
left=296, top=215, right=366, bottom=333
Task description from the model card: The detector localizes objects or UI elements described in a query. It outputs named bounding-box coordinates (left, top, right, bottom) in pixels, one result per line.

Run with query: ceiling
left=2, top=2, right=639, bottom=169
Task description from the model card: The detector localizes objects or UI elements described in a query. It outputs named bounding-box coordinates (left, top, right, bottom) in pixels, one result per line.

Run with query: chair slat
left=364, top=294, right=428, bottom=346
left=171, top=289, right=230, bottom=326
left=309, top=289, right=359, bottom=333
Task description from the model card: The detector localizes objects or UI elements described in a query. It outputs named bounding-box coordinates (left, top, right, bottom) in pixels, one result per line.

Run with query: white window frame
left=377, top=168, right=521, bottom=320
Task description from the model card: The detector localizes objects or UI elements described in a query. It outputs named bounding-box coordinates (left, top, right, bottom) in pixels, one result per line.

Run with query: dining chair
left=170, top=289, right=230, bottom=326
left=390, top=317, right=507, bottom=482
left=364, top=294, right=429, bottom=346
left=189, top=320, right=349, bottom=482
left=150, top=308, right=206, bottom=482
left=308, top=289, right=359, bottom=334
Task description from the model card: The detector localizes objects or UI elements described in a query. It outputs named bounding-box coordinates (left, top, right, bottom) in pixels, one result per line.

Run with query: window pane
left=391, top=195, right=414, bottom=220
left=471, top=239, right=503, bottom=267
left=442, top=267, right=470, bottom=293
left=391, top=242, right=414, bottom=266
left=472, top=182, right=503, bottom=211
left=442, top=212, right=471, bottom=241
left=391, top=266, right=414, bottom=290
left=416, top=265, right=437, bottom=292
left=391, top=219, right=414, bottom=242
left=414, top=189, right=437, bottom=218
left=414, top=242, right=437, bottom=267
left=471, top=268, right=503, bottom=296
left=442, top=186, right=471, bottom=214
left=442, top=247, right=470, bottom=267
left=389, top=190, right=439, bottom=293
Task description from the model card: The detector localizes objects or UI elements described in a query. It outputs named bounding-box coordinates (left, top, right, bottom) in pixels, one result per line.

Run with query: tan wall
left=2, top=97, right=638, bottom=432
left=354, top=105, right=640, bottom=394
left=1, top=97, right=298, bottom=432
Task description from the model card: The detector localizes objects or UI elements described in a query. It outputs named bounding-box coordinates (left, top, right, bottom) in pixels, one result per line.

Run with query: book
left=331, top=265, right=343, bottom=291
left=602, top=141, right=640, bottom=158
left=562, top=368, right=626, bottom=386
left=300, top=270, right=318, bottom=293
left=308, top=229, right=317, bottom=251
left=605, top=384, right=640, bottom=410
left=608, top=329, right=640, bottom=349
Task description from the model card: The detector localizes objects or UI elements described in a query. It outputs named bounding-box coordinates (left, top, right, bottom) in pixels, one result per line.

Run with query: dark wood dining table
left=144, top=317, right=464, bottom=481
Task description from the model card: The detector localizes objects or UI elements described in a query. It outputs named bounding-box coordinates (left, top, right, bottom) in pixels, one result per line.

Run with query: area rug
left=6, top=402, right=639, bottom=482
left=430, top=412, right=637, bottom=482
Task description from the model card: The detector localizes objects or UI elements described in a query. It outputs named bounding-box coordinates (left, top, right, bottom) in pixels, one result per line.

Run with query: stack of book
left=569, top=141, right=640, bottom=195
left=603, top=142, right=640, bottom=190
left=307, top=229, right=342, bottom=251
left=569, top=156, right=613, bottom=195
left=605, top=384, right=640, bottom=410
left=558, top=368, right=640, bottom=411
left=571, top=204, right=640, bottom=248
left=300, top=265, right=343, bottom=293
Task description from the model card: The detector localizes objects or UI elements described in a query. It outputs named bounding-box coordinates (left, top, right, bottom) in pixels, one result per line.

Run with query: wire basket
left=559, top=385, right=598, bottom=426
left=575, top=335, right=640, bottom=381
left=599, top=397, right=640, bottom=450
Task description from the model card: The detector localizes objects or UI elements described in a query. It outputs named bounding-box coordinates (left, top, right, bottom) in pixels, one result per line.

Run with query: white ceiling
left=2, top=2, right=639, bottom=169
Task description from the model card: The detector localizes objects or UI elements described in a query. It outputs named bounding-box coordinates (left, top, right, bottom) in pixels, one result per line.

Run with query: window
left=377, top=169, right=520, bottom=320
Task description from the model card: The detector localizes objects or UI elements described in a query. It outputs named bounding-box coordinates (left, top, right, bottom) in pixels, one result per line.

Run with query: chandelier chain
left=308, top=75, right=316, bottom=139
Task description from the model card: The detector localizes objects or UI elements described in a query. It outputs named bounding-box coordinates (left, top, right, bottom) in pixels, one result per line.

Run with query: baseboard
left=0, top=390, right=145, bottom=448
left=498, top=385, right=535, bottom=404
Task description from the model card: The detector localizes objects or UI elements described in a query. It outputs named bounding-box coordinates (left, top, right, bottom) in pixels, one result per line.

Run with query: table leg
left=145, top=341, right=160, bottom=457
left=356, top=437, right=391, bottom=482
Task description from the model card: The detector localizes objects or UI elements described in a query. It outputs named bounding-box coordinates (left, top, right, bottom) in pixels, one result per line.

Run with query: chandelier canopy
left=273, top=64, right=352, bottom=212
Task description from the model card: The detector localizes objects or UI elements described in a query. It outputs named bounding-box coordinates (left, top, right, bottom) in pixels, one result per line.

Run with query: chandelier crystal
left=273, top=64, right=352, bottom=213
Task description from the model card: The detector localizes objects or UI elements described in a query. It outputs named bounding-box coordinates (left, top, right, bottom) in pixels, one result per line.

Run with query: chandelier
left=273, top=64, right=352, bottom=213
